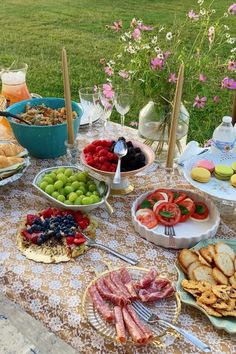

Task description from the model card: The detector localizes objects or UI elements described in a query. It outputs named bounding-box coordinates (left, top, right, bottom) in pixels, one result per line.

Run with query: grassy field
left=0, top=0, right=235, bottom=143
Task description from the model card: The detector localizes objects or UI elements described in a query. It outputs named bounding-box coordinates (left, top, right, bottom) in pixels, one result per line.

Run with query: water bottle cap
left=223, top=116, right=232, bottom=123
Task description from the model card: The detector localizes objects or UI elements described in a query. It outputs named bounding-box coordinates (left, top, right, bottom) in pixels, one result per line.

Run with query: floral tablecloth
left=0, top=124, right=236, bottom=354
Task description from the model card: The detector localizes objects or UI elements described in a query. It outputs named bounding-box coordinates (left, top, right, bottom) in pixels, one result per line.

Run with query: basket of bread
left=176, top=239, right=236, bottom=333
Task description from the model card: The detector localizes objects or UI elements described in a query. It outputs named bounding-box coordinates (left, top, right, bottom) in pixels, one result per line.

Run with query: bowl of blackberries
left=81, top=137, right=155, bottom=177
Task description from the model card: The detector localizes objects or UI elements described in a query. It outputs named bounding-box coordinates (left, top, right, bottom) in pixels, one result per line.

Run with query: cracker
left=207, top=244, right=216, bottom=259
left=181, top=279, right=200, bottom=290
left=212, top=285, right=230, bottom=301
left=215, top=242, right=235, bottom=261
left=193, top=266, right=216, bottom=285
left=199, top=247, right=212, bottom=264
left=217, top=310, right=236, bottom=317
left=179, top=249, right=198, bottom=270
left=187, top=261, right=201, bottom=280
left=212, top=301, right=229, bottom=310
left=196, top=299, right=222, bottom=317
left=194, top=250, right=211, bottom=267
left=214, top=252, right=234, bottom=277
left=199, top=290, right=217, bottom=305
left=229, top=275, right=236, bottom=288
left=212, top=267, right=229, bottom=285
left=229, top=288, right=236, bottom=298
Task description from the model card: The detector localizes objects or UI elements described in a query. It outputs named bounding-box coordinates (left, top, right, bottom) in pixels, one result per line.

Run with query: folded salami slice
left=135, top=267, right=158, bottom=290
left=88, top=284, right=114, bottom=322
left=144, top=278, right=171, bottom=294
left=114, top=306, right=126, bottom=343
left=139, top=284, right=175, bottom=302
left=126, top=305, right=153, bottom=342
left=122, top=307, right=147, bottom=345
left=120, top=267, right=138, bottom=300
left=96, top=278, right=128, bottom=306
left=109, top=271, right=132, bottom=298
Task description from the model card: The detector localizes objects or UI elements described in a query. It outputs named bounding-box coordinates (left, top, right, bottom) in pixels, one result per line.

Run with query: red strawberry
left=22, top=230, right=40, bottom=244
left=73, top=237, right=86, bottom=245
left=98, top=149, right=108, bottom=157
left=99, top=156, right=106, bottom=164
left=40, top=208, right=54, bottom=218
left=26, top=214, right=38, bottom=225
left=74, top=232, right=85, bottom=239
left=92, top=140, right=103, bottom=147
left=95, top=145, right=103, bottom=153
left=66, top=237, right=75, bottom=246
left=77, top=217, right=90, bottom=230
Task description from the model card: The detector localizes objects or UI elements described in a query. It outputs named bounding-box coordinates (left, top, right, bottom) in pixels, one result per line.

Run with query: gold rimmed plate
left=82, top=266, right=181, bottom=347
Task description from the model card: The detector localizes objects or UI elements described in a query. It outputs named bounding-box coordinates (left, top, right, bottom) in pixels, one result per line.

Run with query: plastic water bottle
left=211, top=116, right=235, bottom=153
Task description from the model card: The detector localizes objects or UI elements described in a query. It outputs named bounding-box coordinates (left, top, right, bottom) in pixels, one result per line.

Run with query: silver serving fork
left=132, top=301, right=211, bottom=353
left=164, top=225, right=176, bottom=248
left=81, top=232, right=138, bottom=266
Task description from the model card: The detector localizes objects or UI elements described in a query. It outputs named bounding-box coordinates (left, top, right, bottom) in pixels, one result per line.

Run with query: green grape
left=91, top=195, right=101, bottom=203
left=82, top=196, right=94, bottom=205
left=79, top=186, right=86, bottom=195
left=93, top=191, right=99, bottom=196
left=86, top=191, right=92, bottom=197
left=74, top=197, right=83, bottom=205
left=86, top=180, right=93, bottom=186
left=68, top=175, right=77, bottom=183
left=71, top=181, right=80, bottom=190
left=89, top=184, right=97, bottom=192
left=64, top=200, right=73, bottom=205
left=77, top=172, right=87, bottom=182
left=57, top=173, right=68, bottom=185
left=58, top=188, right=65, bottom=196
left=39, top=181, right=48, bottom=191
left=49, top=172, right=57, bottom=181
left=68, top=192, right=78, bottom=202
left=52, top=191, right=60, bottom=199
left=64, top=185, right=74, bottom=195
left=78, top=181, right=86, bottom=187
left=43, top=176, right=54, bottom=184
left=76, top=190, right=83, bottom=196
left=45, top=184, right=54, bottom=195
left=57, top=194, right=66, bottom=202
left=56, top=167, right=66, bottom=174
left=64, top=168, right=73, bottom=177
left=54, top=180, right=64, bottom=190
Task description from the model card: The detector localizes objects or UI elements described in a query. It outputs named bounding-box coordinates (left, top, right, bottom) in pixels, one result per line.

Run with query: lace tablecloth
left=0, top=125, right=236, bottom=354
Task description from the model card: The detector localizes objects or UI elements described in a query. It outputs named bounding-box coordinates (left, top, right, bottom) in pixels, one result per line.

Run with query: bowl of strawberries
left=81, top=137, right=155, bottom=194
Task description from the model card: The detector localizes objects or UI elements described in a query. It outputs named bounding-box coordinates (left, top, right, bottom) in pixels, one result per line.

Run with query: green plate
left=175, top=238, right=236, bottom=334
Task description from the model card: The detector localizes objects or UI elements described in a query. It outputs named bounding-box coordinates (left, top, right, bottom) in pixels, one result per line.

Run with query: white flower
left=198, top=0, right=204, bottom=5
left=157, top=53, right=164, bottom=59
left=200, top=8, right=206, bottom=16
left=121, top=35, right=126, bottom=41
left=211, top=9, right=216, bottom=14
left=117, top=54, right=122, bottom=58
left=159, top=26, right=164, bottom=32
left=138, top=78, right=145, bottom=82
left=231, top=48, right=236, bottom=53
left=166, top=32, right=173, bottom=40
left=224, top=25, right=230, bottom=30
left=142, top=44, right=150, bottom=50
left=224, top=12, right=229, bottom=17
left=208, top=26, right=215, bottom=35
left=228, top=38, right=236, bottom=44
left=226, top=33, right=231, bottom=39
left=109, top=60, right=115, bottom=65
left=154, top=46, right=162, bottom=53
left=124, top=31, right=131, bottom=38
left=151, top=36, right=158, bottom=44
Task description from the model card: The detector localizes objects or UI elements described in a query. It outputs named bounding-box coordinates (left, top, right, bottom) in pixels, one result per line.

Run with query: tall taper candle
left=232, top=93, right=236, bottom=126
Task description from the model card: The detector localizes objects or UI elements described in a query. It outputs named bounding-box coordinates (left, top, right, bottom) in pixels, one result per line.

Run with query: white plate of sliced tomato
left=131, top=188, right=220, bottom=249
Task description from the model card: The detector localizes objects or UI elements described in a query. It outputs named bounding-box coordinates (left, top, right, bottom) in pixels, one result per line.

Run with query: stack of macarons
left=190, top=159, right=236, bottom=188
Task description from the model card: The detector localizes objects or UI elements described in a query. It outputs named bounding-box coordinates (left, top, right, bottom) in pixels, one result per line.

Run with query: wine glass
left=114, top=89, right=133, bottom=133
left=79, top=87, right=100, bottom=138
left=96, top=85, right=114, bottom=136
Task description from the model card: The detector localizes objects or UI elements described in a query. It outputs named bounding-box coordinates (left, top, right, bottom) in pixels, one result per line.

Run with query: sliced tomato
left=156, top=189, right=174, bottom=203
left=146, top=190, right=166, bottom=206
left=173, top=192, right=187, bottom=204
left=136, top=208, right=158, bottom=229
left=153, top=200, right=166, bottom=213
left=154, top=202, right=181, bottom=226
left=177, top=198, right=195, bottom=222
left=137, top=199, right=153, bottom=210
left=191, top=202, right=209, bottom=220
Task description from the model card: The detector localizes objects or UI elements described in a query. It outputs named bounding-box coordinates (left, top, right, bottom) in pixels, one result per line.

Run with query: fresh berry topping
left=73, top=237, right=86, bottom=245
left=26, top=214, right=38, bottom=225
left=66, top=236, right=75, bottom=246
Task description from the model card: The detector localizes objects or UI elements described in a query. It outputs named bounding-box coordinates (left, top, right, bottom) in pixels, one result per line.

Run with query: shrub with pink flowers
left=100, top=1, right=236, bottom=142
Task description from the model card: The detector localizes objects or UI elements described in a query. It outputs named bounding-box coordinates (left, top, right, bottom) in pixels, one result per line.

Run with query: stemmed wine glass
left=79, top=87, right=100, bottom=138
left=95, top=84, right=115, bottom=137
left=114, top=88, right=133, bottom=133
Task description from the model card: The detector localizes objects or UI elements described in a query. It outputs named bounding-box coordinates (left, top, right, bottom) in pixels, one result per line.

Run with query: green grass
left=0, top=0, right=235, bottom=143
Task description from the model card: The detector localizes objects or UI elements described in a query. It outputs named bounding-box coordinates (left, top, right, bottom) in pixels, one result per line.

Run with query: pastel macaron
left=231, top=162, right=236, bottom=173
left=196, top=160, right=215, bottom=173
left=214, top=165, right=234, bottom=181
left=191, top=167, right=211, bottom=183
left=231, top=174, right=236, bottom=188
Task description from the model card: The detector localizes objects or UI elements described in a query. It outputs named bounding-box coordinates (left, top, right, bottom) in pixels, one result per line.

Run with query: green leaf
left=173, top=192, right=180, bottom=200
left=178, top=204, right=189, bottom=215
left=159, top=211, right=174, bottom=218
left=195, top=204, right=205, bottom=214
left=140, top=200, right=152, bottom=209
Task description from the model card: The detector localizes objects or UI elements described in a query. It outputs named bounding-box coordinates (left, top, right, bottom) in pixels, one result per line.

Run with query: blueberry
left=67, top=232, right=75, bottom=237
left=27, top=228, right=33, bottom=234
left=37, top=237, right=44, bottom=246
left=55, top=233, right=62, bottom=238
left=67, top=214, right=73, bottom=219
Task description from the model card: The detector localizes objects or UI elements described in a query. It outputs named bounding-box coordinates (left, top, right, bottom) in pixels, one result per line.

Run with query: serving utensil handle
left=105, top=200, right=114, bottom=215
left=113, top=157, right=121, bottom=184
left=159, top=320, right=211, bottom=353
left=93, top=242, right=138, bottom=265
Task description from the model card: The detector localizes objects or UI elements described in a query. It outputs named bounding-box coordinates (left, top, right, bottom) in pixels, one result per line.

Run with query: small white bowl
left=33, top=166, right=110, bottom=212
left=131, top=188, right=220, bottom=249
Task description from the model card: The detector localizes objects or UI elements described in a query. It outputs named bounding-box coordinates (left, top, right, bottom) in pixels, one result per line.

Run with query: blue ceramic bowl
left=6, top=97, right=83, bottom=159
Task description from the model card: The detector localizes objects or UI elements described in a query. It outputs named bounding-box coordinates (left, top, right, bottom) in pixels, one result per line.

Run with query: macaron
left=231, top=162, right=236, bottom=173
left=231, top=174, right=236, bottom=188
left=214, top=165, right=234, bottom=181
left=191, top=167, right=211, bottom=183
left=196, top=160, right=215, bottom=173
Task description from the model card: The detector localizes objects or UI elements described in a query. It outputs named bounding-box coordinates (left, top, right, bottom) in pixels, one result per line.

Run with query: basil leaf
left=173, top=192, right=180, bottom=200
left=140, top=200, right=152, bottom=209
left=159, top=211, right=174, bottom=218
left=178, top=204, right=189, bottom=215
left=195, top=204, right=205, bottom=214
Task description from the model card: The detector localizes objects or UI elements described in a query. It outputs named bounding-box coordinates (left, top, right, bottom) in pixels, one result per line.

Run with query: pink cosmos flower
left=138, top=24, right=153, bottom=31
left=208, top=26, right=215, bottom=45
left=228, top=4, right=236, bottom=15
left=193, top=95, right=207, bottom=108
left=132, top=28, right=141, bottom=40
left=99, top=58, right=106, bottom=65
left=188, top=10, right=199, bottom=21
left=102, top=83, right=114, bottom=99
left=104, top=66, right=113, bottom=76
left=163, top=50, right=171, bottom=60
left=107, top=20, right=122, bottom=32
left=118, top=70, right=130, bottom=80
left=221, top=77, right=236, bottom=89
left=169, top=73, right=177, bottom=83
left=199, top=73, right=206, bottom=82
left=227, top=60, right=236, bottom=71
left=213, top=95, right=220, bottom=103
left=150, top=57, right=164, bottom=71
left=130, top=18, right=137, bottom=27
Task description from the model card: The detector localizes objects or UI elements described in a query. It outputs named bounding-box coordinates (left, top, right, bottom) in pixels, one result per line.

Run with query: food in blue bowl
left=6, top=97, right=83, bottom=159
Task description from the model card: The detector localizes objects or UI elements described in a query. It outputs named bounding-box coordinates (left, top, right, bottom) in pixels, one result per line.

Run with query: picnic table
left=0, top=123, right=235, bottom=353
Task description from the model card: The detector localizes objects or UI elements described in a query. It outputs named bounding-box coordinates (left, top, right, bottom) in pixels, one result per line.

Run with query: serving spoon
left=113, top=139, right=128, bottom=184
left=0, top=110, right=31, bottom=125
left=97, top=181, right=114, bottom=215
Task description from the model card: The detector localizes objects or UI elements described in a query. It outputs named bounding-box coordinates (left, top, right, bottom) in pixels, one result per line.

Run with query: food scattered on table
left=17, top=207, right=97, bottom=263
left=37, top=168, right=102, bottom=206
left=83, top=137, right=146, bottom=172
left=179, top=242, right=236, bottom=317
left=88, top=267, right=175, bottom=344
left=135, top=189, right=209, bottom=229
left=17, top=104, right=77, bottom=126
left=191, top=167, right=211, bottom=183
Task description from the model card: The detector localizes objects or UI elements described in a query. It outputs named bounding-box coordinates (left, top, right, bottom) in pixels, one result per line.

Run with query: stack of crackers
left=178, top=242, right=236, bottom=317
